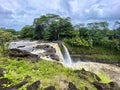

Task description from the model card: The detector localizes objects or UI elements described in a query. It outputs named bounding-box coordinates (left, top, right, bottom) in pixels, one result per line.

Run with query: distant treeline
left=0, top=14, right=120, bottom=51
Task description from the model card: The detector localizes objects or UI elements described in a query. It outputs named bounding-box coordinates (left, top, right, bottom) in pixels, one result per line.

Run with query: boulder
left=49, top=54, right=59, bottom=61
left=43, top=86, right=56, bottom=90
left=5, top=48, right=39, bottom=62
left=36, top=45, right=56, bottom=54
left=68, top=82, right=79, bottom=90
left=27, top=80, right=40, bottom=90
left=0, top=78, right=11, bottom=90
left=0, top=67, right=8, bottom=77
left=35, top=45, right=59, bottom=61
left=46, top=48, right=56, bottom=54
left=108, top=82, right=120, bottom=90
left=36, top=45, right=51, bottom=50
left=74, top=69, right=101, bottom=82
left=92, top=81, right=110, bottom=90
left=3, top=76, right=31, bottom=90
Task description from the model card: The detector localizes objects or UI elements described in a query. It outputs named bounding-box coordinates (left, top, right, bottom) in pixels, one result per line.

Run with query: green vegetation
left=0, top=14, right=120, bottom=53
left=17, top=14, right=120, bottom=52
left=0, top=29, right=13, bottom=52
left=67, top=44, right=120, bottom=63
left=0, top=55, right=112, bottom=90
left=0, top=13, right=120, bottom=89
left=97, top=72, right=112, bottom=83
left=20, top=14, right=76, bottom=41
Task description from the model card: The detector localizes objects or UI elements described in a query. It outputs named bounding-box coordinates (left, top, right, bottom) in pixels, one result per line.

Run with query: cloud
left=0, top=0, right=119, bottom=30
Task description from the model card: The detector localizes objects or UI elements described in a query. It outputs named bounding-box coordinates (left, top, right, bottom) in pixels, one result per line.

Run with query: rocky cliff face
left=9, top=40, right=64, bottom=62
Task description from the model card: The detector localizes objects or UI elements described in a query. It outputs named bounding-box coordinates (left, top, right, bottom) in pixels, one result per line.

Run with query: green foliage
left=4, top=29, right=18, bottom=35
left=97, top=72, right=111, bottom=83
left=64, top=36, right=93, bottom=48
left=67, top=44, right=120, bottom=63
left=100, top=37, right=120, bottom=50
left=0, top=29, right=13, bottom=52
left=0, top=57, right=101, bottom=89
left=44, top=17, right=75, bottom=40
left=20, top=14, right=75, bottom=41
left=18, top=14, right=120, bottom=51
left=20, top=25, right=34, bottom=39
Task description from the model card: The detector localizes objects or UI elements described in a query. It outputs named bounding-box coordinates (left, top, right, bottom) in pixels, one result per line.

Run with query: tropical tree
left=20, top=25, right=34, bottom=39
left=0, top=29, right=13, bottom=51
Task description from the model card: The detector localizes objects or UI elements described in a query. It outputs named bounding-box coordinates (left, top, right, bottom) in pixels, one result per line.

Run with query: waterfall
left=62, top=44, right=72, bottom=67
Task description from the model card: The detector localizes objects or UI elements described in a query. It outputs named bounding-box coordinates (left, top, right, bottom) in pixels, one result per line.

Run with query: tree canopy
left=18, top=14, right=120, bottom=51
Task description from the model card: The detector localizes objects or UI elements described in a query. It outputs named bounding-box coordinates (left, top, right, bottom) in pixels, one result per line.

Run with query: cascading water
left=62, top=44, right=72, bottom=67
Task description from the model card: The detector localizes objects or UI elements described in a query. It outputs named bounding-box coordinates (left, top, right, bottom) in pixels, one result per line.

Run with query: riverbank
left=66, top=44, right=120, bottom=66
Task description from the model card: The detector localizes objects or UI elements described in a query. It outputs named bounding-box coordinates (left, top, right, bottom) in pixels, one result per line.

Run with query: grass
left=0, top=46, right=113, bottom=90
left=0, top=56, right=99, bottom=90
left=97, top=72, right=112, bottom=83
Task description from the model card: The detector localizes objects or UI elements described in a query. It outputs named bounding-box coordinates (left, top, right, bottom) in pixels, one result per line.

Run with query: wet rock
left=74, top=69, right=101, bottom=81
left=108, top=82, right=120, bottom=90
left=0, top=78, right=11, bottom=90
left=5, top=48, right=39, bottom=62
left=36, top=45, right=50, bottom=50
left=84, top=86, right=89, bottom=90
left=49, top=54, right=59, bottom=61
left=0, top=78, right=11, bottom=85
left=35, top=45, right=59, bottom=61
left=4, top=75, right=31, bottom=90
left=46, top=48, right=56, bottom=54
left=27, top=80, right=40, bottom=90
left=17, top=45, right=25, bottom=48
left=92, top=81, right=109, bottom=90
left=0, top=67, right=8, bottom=77
left=68, top=82, right=79, bottom=90
left=43, top=86, right=56, bottom=90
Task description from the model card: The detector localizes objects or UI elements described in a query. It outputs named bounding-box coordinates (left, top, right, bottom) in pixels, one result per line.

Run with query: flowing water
left=60, top=44, right=120, bottom=85
left=61, top=44, right=72, bottom=67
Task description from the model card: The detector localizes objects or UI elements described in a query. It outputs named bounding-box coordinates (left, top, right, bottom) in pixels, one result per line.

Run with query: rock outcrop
left=27, top=80, right=40, bottom=90
left=92, top=81, right=120, bottom=90
left=68, top=82, right=79, bottom=90
left=74, top=68, right=101, bottom=82
left=9, top=41, right=61, bottom=61
left=5, top=48, right=39, bottom=62
left=43, top=86, right=56, bottom=90
left=0, top=67, right=8, bottom=77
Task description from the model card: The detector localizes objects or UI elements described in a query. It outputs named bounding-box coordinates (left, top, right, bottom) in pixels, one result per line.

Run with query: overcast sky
left=0, top=0, right=120, bottom=30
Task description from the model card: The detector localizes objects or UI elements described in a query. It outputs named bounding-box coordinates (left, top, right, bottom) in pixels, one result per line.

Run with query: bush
left=63, top=36, right=93, bottom=48
left=100, top=37, right=120, bottom=50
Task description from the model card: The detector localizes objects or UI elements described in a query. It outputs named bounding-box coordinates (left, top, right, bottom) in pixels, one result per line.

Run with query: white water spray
left=62, top=44, right=72, bottom=67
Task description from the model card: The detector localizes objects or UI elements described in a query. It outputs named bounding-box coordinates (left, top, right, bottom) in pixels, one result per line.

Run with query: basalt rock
left=92, top=81, right=120, bottom=90
left=43, top=86, right=56, bottom=90
left=36, top=45, right=55, bottom=52
left=108, top=81, right=120, bottom=90
left=46, top=48, right=56, bottom=54
left=74, top=69, right=101, bottom=82
left=92, top=81, right=109, bottom=90
left=0, top=67, right=8, bottom=77
left=3, top=75, right=31, bottom=90
left=0, top=78, right=11, bottom=90
left=27, top=80, right=40, bottom=90
left=5, top=48, right=39, bottom=62
left=49, top=54, right=59, bottom=61
left=68, top=82, right=79, bottom=90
